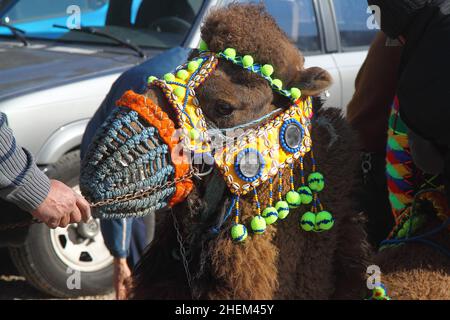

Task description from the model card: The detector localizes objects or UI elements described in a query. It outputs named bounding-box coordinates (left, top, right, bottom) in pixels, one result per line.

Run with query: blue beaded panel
left=80, top=107, right=176, bottom=219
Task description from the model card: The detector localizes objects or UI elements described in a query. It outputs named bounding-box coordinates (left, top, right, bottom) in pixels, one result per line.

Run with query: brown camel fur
left=129, top=4, right=371, bottom=300
left=346, top=32, right=450, bottom=299
left=376, top=220, right=450, bottom=300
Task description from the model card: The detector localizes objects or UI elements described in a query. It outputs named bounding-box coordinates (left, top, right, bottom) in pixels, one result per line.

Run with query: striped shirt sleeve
left=0, top=112, right=50, bottom=212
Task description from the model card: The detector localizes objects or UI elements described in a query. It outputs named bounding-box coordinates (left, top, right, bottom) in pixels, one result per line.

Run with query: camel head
left=197, top=3, right=333, bottom=129
left=80, top=3, right=334, bottom=226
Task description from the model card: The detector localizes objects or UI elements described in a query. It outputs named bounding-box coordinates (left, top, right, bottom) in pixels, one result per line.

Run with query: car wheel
left=9, top=150, right=114, bottom=298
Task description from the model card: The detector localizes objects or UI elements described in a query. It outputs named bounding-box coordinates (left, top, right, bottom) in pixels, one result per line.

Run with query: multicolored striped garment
left=386, top=96, right=415, bottom=222
left=384, top=97, right=449, bottom=244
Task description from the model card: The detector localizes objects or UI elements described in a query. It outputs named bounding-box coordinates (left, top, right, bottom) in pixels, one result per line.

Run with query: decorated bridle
left=81, top=40, right=334, bottom=242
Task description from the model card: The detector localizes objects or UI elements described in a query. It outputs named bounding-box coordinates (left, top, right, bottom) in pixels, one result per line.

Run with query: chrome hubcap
left=49, top=184, right=113, bottom=272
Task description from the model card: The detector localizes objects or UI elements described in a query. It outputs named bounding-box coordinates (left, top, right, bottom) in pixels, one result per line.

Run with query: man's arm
left=0, top=112, right=91, bottom=228
left=0, top=112, right=50, bottom=211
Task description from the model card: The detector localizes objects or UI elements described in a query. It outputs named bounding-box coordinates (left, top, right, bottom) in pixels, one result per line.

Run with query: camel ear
left=294, top=67, right=333, bottom=96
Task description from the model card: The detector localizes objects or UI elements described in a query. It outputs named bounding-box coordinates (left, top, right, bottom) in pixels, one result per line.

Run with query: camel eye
left=216, top=101, right=234, bottom=117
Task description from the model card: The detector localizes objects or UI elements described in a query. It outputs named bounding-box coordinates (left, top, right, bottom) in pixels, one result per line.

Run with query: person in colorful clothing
left=347, top=1, right=450, bottom=245
left=367, top=0, right=450, bottom=195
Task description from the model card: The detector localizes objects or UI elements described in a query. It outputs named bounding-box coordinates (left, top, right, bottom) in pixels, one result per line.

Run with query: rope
left=380, top=217, right=450, bottom=259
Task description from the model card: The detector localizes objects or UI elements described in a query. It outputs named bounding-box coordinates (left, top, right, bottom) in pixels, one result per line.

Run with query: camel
left=126, top=4, right=371, bottom=300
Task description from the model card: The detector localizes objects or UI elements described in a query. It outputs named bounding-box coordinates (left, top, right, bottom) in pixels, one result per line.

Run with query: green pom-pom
left=188, top=61, right=199, bottom=72
left=286, top=191, right=301, bottom=209
left=297, top=186, right=313, bottom=204
left=176, top=69, right=189, bottom=81
left=308, top=172, right=325, bottom=192
left=261, top=64, right=274, bottom=77
left=231, top=224, right=247, bottom=242
left=300, top=212, right=316, bottom=231
left=396, top=228, right=406, bottom=238
left=262, top=207, right=278, bottom=225
left=290, top=87, right=302, bottom=100
left=275, top=201, right=290, bottom=220
left=223, top=48, right=236, bottom=59
left=272, top=79, right=283, bottom=90
left=147, top=76, right=157, bottom=84
left=199, top=39, right=208, bottom=51
left=189, top=128, right=200, bottom=140
left=250, top=216, right=267, bottom=234
left=315, top=211, right=334, bottom=231
left=174, top=87, right=185, bottom=98
left=164, top=73, right=175, bottom=82
left=242, top=55, right=254, bottom=68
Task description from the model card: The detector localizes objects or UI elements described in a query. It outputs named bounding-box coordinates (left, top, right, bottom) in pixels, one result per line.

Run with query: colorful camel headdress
left=80, top=40, right=334, bottom=241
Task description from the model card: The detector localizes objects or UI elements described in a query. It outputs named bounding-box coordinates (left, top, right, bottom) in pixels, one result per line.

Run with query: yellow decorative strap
left=214, top=97, right=313, bottom=195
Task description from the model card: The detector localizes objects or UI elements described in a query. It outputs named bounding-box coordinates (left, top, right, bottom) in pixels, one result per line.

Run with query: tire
left=9, top=150, right=114, bottom=298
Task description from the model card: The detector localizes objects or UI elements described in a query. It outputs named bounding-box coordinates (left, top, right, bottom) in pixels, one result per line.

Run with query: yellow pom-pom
left=147, top=76, right=157, bottom=84
left=262, top=207, right=278, bottom=225
left=275, top=201, right=290, bottom=220
left=231, top=224, right=247, bottom=242
left=286, top=191, right=301, bottom=209
left=290, top=87, right=302, bottom=100
left=242, top=55, right=254, bottom=68
left=187, top=61, right=199, bottom=72
left=250, top=216, right=267, bottom=235
left=174, top=87, right=185, bottom=98
left=300, top=212, right=316, bottom=231
left=164, top=73, right=175, bottom=82
left=261, top=64, right=274, bottom=77
left=272, top=79, right=283, bottom=90
left=176, top=69, right=189, bottom=81
left=189, top=128, right=200, bottom=140
left=199, top=39, right=208, bottom=51
left=315, top=211, right=334, bottom=231
left=223, top=48, right=236, bottom=59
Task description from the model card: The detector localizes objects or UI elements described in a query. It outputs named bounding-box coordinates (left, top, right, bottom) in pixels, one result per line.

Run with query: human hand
left=114, top=257, right=132, bottom=300
left=31, top=179, right=91, bottom=228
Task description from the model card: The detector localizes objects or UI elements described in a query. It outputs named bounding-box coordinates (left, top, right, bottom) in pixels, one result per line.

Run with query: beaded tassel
left=286, top=163, right=301, bottom=209
left=230, top=195, right=248, bottom=242
left=297, top=157, right=313, bottom=204
left=262, top=178, right=278, bottom=225
left=250, top=189, right=266, bottom=234
left=275, top=170, right=290, bottom=220
left=300, top=149, right=334, bottom=232
left=269, top=178, right=274, bottom=206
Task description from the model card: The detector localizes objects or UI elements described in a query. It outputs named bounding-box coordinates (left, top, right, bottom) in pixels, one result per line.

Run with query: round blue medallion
left=280, top=119, right=304, bottom=153
left=235, top=148, right=265, bottom=182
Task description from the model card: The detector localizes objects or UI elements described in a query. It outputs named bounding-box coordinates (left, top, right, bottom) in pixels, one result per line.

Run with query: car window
left=332, top=0, right=377, bottom=49
left=3, top=0, right=107, bottom=23
left=220, top=0, right=321, bottom=54
left=0, top=0, right=204, bottom=49
left=264, top=0, right=320, bottom=53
